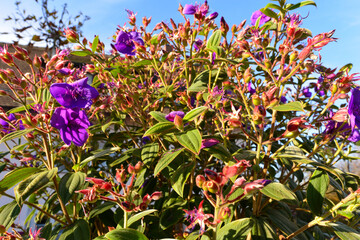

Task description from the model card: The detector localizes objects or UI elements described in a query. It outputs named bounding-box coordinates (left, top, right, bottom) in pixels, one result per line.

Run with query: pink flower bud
left=116, top=168, right=127, bottom=183
left=64, top=28, right=79, bottom=43
left=196, top=175, right=206, bottom=188
left=150, top=191, right=163, bottom=200
left=128, top=164, right=135, bottom=174
left=134, top=161, right=144, bottom=173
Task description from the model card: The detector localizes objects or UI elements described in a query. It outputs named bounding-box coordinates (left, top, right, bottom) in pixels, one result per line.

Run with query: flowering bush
left=1, top=0, right=360, bottom=239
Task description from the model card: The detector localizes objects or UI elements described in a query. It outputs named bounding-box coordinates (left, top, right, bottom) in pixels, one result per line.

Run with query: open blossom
left=50, top=107, right=91, bottom=146
left=112, top=30, right=144, bottom=56
left=348, top=88, right=360, bottom=132
left=50, top=77, right=99, bottom=109
left=250, top=10, right=271, bottom=26
left=183, top=1, right=209, bottom=17
left=0, top=113, right=24, bottom=134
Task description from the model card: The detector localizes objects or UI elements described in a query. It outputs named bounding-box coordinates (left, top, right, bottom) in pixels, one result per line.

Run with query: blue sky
left=0, top=0, right=360, bottom=72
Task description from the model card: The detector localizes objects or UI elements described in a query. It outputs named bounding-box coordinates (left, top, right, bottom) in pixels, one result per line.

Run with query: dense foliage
left=1, top=0, right=360, bottom=239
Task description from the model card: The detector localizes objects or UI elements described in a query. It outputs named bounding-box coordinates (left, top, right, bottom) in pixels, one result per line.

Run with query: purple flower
left=112, top=31, right=144, bottom=56
left=193, top=39, right=203, bottom=51
left=58, top=68, right=73, bottom=75
left=184, top=200, right=213, bottom=233
left=248, top=83, right=256, bottom=94
left=49, top=77, right=99, bottom=109
left=201, top=139, right=219, bottom=149
left=183, top=1, right=209, bottom=17
left=0, top=113, right=24, bottom=134
left=302, top=87, right=312, bottom=98
left=165, top=111, right=185, bottom=122
left=183, top=4, right=197, bottom=15
left=348, top=88, right=360, bottom=132
left=50, top=107, right=90, bottom=146
left=280, top=96, right=287, bottom=103
left=250, top=10, right=271, bottom=26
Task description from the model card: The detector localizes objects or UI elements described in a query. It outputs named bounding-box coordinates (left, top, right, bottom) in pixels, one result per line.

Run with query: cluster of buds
left=77, top=162, right=162, bottom=214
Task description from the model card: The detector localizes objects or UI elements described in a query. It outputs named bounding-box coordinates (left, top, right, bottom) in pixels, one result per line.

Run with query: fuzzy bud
left=196, top=175, right=206, bottom=188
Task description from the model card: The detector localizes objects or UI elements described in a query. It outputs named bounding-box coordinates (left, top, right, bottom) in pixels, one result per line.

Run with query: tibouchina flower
left=0, top=113, right=24, bottom=134
left=112, top=31, right=144, bottom=56
left=49, top=77, right=99, bottom=109
left=348, top=88, right=360, bottom=132
left=50, top=107, right=90, bottom=146
left=201, top=139, right=219, bottom=149
left=165, top=111, right=185, bottom=122
left=250, top=10, right=271, bottom=26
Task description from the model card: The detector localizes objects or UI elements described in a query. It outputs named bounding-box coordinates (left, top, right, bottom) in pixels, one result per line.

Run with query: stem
left=53, top=177, right=73, bottom=224
left=1, top=192, right=67, bottom=226
left=124, top=210, right=128, bottom=228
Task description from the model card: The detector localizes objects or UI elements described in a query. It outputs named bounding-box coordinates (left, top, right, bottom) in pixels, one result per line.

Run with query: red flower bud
left=150, top=191, right=163, bottom=200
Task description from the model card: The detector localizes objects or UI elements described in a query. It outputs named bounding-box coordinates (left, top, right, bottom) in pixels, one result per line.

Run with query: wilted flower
left=50, top=107, right=91, bottom=146
left=165, top=111, right=185, bottom=122
left=49, top=77, right=99, bottom=109
left=250, top=10, right=271, bottom=26
left=184, top=200, right=213, bottom=233
left=112, top=31, right=144, bottom=56
left=222, top=159, right=251, bottom=178
left=243, top=179, right=271, bottom=194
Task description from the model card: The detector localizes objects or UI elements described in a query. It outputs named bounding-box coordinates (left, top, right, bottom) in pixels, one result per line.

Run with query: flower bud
left=174, top=114, right=184, bottom=131
left=206, top=181, right=219, bottom=194
left=252, top=115, right=263, bottom=125
left=64, top=28, right=79, bottom=43
left=116, top=168, right=127, bottom=183
left=252, top=94, right=261, bottom=106
left=196, top=175, right=206, bottom=188
left=134, top=161, right=144, bottom=173
left=289, top=51, right=298, bottom=64
left=128, top=164, right=135, bottom=174
left=220, top=17, right=229, bottom=34
left=243, top=67, right=252, bottom=83
left=219, top=207, right=231, bottom=221
left=151, top=191, right=163, bottom=200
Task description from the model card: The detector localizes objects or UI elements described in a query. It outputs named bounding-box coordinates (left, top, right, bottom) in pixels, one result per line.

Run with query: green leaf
left=141, top=143, right=159, bottom=166
left=188, top=69, right=228, bottom=92
left=0, top=128, right=35, bottom=144
left=0, top=167, right=40, bottom=192
left=110, top=148, right=141, bottom=167
left=105, top=229, right=148, bottom=240
left=175, top=129, right=202, bottom=155
left=203, top=143, right=232, bottom=161
left=286, top=1, right=317, bottom=10
left=307, top=169, right=329, bottom=216
left=339, top=63, right=353, bottom=73
left=252, top=217, right=278, bottom=240
left=0, top=201, right=21, bottom=230
left=0, top=162, right=6, bottom=173
left=15, top=168, right=58, bottom=204
left=149, top=111, right=168, bottom=122
left=327, top=222, right=360, bottom=240
left=7, top=103, right=35, bottom=114
left=171, top=161, right=195, bottom=197
left=217, top=218, right=253, bottom=240
left=265, top=208, right=307, bottom=240
left=89, top=202, right=116, bottom=219
left=128, top=209, right=158, bottom=226
left=264, top=3, right=284, bottom=12
left=260, top=8, right=278, bottom=20
left=133, top=59, right=152, bottom=67
left=261, top=182, right=298, bottom=205
left=71, top=50, right=92, bottom=56
left=206, top=30, right=222, bottom=48
left=154, top=148, right=184, bottom=176
left=91, top=35, right=99, bottom=53
left=183, top=107, right=208, bottom=122
left=59, top=219, right=90, bottom=240
left=59, top=172, right=86, bottom=204
left=143, top=122, right=175, bottom=136
left=272, top=101, right=304, bottom=112
left=80, top=147, right=121, bottom=168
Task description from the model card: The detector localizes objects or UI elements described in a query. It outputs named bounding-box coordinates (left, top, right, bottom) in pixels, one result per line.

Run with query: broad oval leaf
left=105, top=229, right=148, bottom=240
left=133, top=59, right=152, bottom=67
left=0, top=200, right=21, bottom=230
left=272, top=101, right=304, bottom=112
left=59, top=172, right=86, bottom=203
left=128, top=209, right=158, bottom=226
left=91, top=35, right=99, bottom=53
left=171, top=161, right=195, bottom=198
left=327, top=222, right=360, bottom=240
left=80, top=147, right=121, bottom=168
left=154, top=148, right=184, bottom=176
left=260, top=8, right=278, bottom=19
left=0, top=167, right=40, bottom=192
left=286, top=1, right=317, bottom=10
left=88, top=202, right=116, bottom=219
left=261, top=182, right=298, bottom=205
left=188, top=69, right=227, bottom=92
left=0, top=128, right=35, bottom=144
left=59, top=219, right=90, bottom=240
left=307, top=169, right=329, bottom=216
left=141, top=143, right=159, bottom=166
left=217, top=218, right=253, bottom=240
left=71, top=50, right=92, bottom=56
left=175, top=129, right=202, bottom=155
left=183, top=106, right=208, bottom=122
left=206, top=30, right=222, bottom=49
left=143, top=122, right=175, bottom=136
left=149, top=111, right=168, bottom=122
left=15, top=168, right=58, bottom=204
